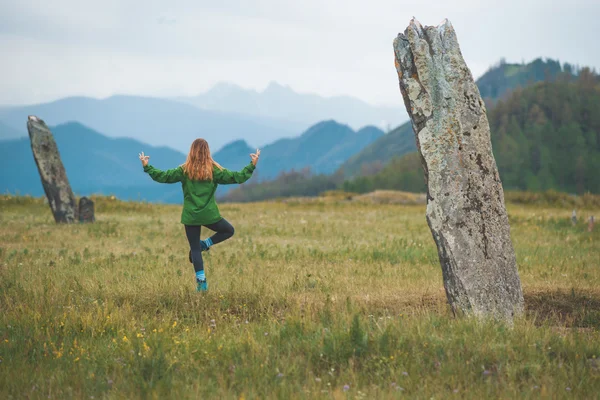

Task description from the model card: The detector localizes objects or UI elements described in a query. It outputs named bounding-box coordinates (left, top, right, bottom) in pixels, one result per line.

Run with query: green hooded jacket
left=143, top=163, right=256, bottom=225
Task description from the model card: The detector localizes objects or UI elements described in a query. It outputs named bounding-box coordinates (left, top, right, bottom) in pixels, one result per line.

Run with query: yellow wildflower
left=122, top=335, right=129, bottom=343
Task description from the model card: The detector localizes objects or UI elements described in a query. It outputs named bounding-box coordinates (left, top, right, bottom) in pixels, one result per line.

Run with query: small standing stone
left=79, top=197, right=95, bottom=223
left=572, top=210, right=577, bottom=225
left=27, top=116, right=78, bottom=223
left=589, top=216, right=595, bottom=232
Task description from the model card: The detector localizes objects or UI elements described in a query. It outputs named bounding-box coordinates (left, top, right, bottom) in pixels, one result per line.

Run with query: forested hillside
left=223, top=70, right=600, bottom=201
left=347, top=70, right=600, bottom=195
left=490, top=69, right=600, bottom=193
left=341, top=58, right=584, bottom=178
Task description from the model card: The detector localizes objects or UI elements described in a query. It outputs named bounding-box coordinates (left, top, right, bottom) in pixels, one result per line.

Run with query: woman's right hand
left=250, top=149, right=261, bottom=166
left=139, top=151, right=150, bottom=167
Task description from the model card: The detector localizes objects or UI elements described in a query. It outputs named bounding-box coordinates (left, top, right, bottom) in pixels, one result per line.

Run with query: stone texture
left=393, top=19, right=524, bottom=320
left=78, top=197, right=95, bottom=223
left=27, top=116, right=78, bottom=223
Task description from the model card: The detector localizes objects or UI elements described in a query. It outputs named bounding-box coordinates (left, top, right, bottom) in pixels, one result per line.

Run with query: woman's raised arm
left=139, top=152, right=184, bottom=183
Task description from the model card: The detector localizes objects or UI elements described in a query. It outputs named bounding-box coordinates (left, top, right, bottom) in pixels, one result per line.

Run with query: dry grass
left=351, top=190, right=427, bottom=205
left=1, top=195, right=599, bottom=399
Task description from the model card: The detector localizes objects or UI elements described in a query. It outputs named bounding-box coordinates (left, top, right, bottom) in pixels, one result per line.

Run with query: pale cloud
left=0, top=0, right=598, bottom=107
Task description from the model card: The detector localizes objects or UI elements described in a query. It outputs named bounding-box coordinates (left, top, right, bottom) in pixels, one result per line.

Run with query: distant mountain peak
left=202, top=82, right=261, bottom=100
left=357, top=125, right=384, bottom=134
left=302, top=120, right=347, bottom=135
left=218, top=139, right=252, bottom=151
left=0, top=93, right=298, bottom=152
left=263, top=81, right=293, bottom=95
left=476, top=57, right=577, bottom=101
left=212, top=119, right=384, bottom=181
left=311, top=119, right=341, bottom=127
left=172, top=80, right=406, bottom=131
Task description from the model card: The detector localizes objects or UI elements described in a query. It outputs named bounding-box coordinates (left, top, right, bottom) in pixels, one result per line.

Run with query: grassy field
left=1, top=195, right=599, bottom=399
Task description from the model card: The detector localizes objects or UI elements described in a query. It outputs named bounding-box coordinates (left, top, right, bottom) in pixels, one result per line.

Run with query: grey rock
left=27, top=116, right=78, bottom=223
left=393, top=19, right=524, bottom=320
left=78, top=196, right=95, bottom=223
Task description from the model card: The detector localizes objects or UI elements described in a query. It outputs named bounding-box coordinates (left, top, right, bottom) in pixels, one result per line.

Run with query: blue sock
left=196, top=270, right=205, bottom=282
left=202, top=237, right=213, bottom=250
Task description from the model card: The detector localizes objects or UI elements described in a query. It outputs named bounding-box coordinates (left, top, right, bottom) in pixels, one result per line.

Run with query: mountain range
left=0, top=123, right=186, bottom=203
left=0, top=120, right=383, bottom=201
left=340, top=122, right=415, bottom=177
left=2, top=57, right=593, bottom=203
left=0, top=96, right=301, bottom=154
left=263, top=122, right=383, bottom=179
left=223, top=70, right=600, bottom=201
left=0, top=120, right=21, bottom=139
left=219, top=58, right=600, bottom=201
left=195, top=122, right=382, bottom=183
left=0, top=83, right=404, bottom=154
left=174, top=81, right=404, bottom=132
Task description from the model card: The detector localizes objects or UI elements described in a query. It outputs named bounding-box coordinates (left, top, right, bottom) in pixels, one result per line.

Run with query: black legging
left=185, top=218, right=235, bottom=272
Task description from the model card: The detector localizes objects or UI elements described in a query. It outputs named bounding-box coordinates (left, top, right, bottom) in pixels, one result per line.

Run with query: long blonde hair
left=182, top=138, right=223, bottom=181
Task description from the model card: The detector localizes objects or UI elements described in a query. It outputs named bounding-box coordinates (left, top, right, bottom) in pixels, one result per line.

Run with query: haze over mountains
left=220, top=58, right=600, bottom=201
left=2, top=57, right=596, bottom=203
left=174, top=81, right=404, bottom=132
left=0, top=123, right=186, bottom=203
left=0, top=82, right=404, bottom=154
left=0, top=121, right=382, bottom=201
left=0, top=120, right=21, bottom=140
left=0, top=78, right=396, bottom=201
left=0, top=95, right=299, bottom=153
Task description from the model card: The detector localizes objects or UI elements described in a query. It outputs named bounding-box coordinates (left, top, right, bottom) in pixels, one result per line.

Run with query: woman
left=139, top=139, right=260, bottom=292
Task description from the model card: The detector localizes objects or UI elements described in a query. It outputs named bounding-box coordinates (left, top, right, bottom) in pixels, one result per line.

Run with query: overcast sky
left=1, top=0, right=598, bottom=107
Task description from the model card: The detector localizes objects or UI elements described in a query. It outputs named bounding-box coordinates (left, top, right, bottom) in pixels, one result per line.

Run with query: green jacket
left=143, top=163, right=256, bottom=225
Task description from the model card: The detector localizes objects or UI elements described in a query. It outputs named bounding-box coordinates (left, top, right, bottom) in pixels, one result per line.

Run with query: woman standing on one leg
left=139, top=139, right=260, bottom=291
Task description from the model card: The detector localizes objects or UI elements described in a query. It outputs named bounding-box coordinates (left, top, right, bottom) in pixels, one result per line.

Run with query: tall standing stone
left=393, top=19, right=524, bottom=320
left=27, top=116, right=78, bottom=223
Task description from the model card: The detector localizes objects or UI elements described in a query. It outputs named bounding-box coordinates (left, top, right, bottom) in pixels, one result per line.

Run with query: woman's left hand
left=250, top=149, right=261, bottom=166
left=139, top=151, right=150, bottom=167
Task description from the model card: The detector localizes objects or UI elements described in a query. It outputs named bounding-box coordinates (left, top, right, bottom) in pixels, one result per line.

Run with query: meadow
left=1, top=194, right=599, bottom=399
